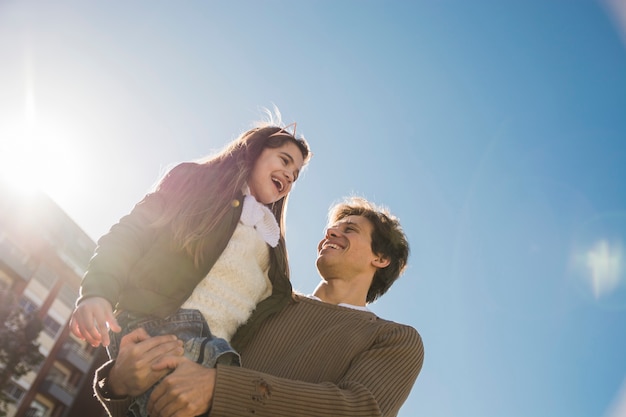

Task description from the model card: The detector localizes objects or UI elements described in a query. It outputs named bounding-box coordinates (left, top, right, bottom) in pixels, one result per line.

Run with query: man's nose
left=326, top=227, right=339, bottom=238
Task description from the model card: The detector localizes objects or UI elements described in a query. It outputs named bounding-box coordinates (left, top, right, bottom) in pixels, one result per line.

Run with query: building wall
left=0, top=181, right=107, bottom=417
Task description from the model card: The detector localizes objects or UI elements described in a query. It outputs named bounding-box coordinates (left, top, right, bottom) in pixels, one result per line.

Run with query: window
left=3, top=381, right=25, bottom=402
left=24, top=400, right=49, bottom=417
left=43, top=315, right=62, bottom=338
left=18, top=296, right=40, bottom=315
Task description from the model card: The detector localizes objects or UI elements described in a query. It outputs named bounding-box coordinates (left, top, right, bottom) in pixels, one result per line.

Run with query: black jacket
left=77, top=162, right=292, bottom=350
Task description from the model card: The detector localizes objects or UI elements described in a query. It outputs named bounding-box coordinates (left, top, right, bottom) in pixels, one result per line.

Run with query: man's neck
left=312, top=281, right=368, bottom=307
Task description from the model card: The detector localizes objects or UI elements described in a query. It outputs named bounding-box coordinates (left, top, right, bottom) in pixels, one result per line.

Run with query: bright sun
left=0, top=117, right=86, bottom=205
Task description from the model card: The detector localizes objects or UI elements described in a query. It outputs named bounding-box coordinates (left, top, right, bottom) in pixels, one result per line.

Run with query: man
left=94, top=197, right=424, bottom=417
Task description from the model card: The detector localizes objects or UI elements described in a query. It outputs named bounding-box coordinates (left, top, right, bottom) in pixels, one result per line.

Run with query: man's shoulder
left=377, top=317, right=422, bottom=345
left=290, top=294, right=420, bottom=333
left=279, top=294, right=424, bottom=360
left=371, top=314, right=424, bottom=366
left=365, top=311, right=420, bottom=340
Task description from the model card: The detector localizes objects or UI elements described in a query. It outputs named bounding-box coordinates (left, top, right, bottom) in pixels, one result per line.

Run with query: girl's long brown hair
left=151, top=125, right=311, bottom=267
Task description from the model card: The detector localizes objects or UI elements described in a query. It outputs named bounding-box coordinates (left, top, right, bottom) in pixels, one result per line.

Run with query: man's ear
left=372, top=255, right=390, bottom=269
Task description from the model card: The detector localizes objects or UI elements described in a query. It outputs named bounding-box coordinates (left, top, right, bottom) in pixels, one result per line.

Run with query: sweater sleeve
left=93, top=360, right=134, bottom=417
left=210, top=324, right=424, bottom=417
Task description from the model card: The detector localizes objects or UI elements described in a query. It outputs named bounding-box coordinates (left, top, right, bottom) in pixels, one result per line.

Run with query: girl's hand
left=70, top=296, right=121, bottom=347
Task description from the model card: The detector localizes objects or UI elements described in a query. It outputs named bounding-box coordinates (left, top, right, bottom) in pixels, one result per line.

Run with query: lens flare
left=584, top=240, right=623, bottom=299
left=570, top=213, right=626, bottom=310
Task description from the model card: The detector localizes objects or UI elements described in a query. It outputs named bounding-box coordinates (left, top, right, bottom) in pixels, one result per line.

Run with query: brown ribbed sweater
left=95, top=295, right=424, bottom=417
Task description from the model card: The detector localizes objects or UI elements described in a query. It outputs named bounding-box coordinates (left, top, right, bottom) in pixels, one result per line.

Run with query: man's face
left=316, top=215, right=379, bottom=280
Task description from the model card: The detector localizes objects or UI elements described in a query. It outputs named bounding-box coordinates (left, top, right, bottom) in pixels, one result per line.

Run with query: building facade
left=0, top=180, right=107, bottom=417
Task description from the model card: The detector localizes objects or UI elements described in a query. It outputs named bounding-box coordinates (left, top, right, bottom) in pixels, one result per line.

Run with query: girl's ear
left=372, top=255, right=390, bottom=269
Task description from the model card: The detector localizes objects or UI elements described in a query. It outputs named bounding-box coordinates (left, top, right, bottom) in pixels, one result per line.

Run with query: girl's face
left=248, top=141, right=305, bottom=204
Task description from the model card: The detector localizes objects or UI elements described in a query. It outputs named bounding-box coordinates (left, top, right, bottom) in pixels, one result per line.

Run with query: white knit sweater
left=181, top=221, right=272, bottom=341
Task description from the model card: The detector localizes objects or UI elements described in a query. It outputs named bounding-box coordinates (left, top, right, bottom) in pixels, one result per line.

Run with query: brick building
left=0, top=179, right=107, bottom=417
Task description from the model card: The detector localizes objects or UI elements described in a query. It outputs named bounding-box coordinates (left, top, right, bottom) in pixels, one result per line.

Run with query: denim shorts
left=108, top=308, right=240, bottom=417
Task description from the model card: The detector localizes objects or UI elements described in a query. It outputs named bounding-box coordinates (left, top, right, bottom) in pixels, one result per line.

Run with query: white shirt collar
left=240, top=185, right=280, bottom=247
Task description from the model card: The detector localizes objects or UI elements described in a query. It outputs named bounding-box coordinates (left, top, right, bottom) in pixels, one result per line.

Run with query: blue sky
left=1, top=1, right=626, bottom=416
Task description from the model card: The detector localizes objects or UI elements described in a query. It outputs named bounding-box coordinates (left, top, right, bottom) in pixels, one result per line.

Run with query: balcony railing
left=58, top=342, right=94, bottom=373
left=40, top=376, right=76, bottom=406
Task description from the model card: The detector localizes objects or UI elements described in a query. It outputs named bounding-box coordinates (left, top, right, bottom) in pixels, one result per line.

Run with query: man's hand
left=108, top=328, right=184, bottom=397
left=147, top=356, right=217, bottom=417
left=70, top=297, right=121, bottom=347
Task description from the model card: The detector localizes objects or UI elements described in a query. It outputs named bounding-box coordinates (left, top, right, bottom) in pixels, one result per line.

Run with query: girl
left=70, top=113, right=311, bottom=417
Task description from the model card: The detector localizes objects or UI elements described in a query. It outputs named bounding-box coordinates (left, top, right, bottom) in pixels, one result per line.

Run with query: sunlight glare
left=1, top=43, right=87, bottom=207
left=0, top=120, right=86, bottom=206
left=585, top=240, right=624, bottom=299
